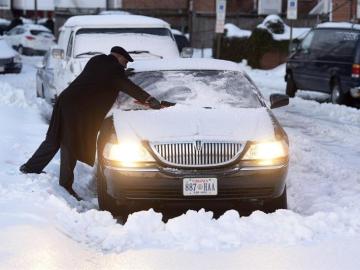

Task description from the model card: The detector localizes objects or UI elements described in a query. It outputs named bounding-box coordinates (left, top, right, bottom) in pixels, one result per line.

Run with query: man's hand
left=145, top=96, right=161, bottom=109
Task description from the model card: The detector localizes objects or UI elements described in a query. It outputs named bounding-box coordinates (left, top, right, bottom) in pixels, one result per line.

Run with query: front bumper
left=101, top=163, right=288, bottom=211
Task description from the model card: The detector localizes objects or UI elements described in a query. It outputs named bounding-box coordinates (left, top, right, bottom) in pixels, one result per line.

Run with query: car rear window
left=116, top=70, right=262, bottom=109
left=30, top=30, right=51, bottom=36
left=311, top=29, right=360, bottom=58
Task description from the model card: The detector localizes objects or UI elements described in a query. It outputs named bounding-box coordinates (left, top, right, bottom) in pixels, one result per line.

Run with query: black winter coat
left=48, top=54, right=150, bottom=166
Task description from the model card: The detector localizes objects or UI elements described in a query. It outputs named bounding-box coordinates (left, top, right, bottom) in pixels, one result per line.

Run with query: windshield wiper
left=128, top=50, right=163, bottom=59
left=75, top=51, right=103, bottom=58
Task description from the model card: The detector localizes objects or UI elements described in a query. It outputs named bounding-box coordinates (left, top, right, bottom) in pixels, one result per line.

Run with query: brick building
left=3, top=0, right=321, bottom=47
left=332, top=0, right=357, bottom=21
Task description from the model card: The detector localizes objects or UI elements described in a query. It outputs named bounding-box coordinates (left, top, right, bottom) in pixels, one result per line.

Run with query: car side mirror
left=52, top=48, right=64, bottom=60
left=181, top=47, right=193, bottom=58
left=270, top=94, right=289, bottom=109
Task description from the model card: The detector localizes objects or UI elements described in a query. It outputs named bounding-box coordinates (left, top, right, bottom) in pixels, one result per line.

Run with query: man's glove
left=145, top=96, right=161, bottom=109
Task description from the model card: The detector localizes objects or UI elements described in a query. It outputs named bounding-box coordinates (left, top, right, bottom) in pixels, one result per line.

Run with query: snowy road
left=0, top=57, right=360, bottom=269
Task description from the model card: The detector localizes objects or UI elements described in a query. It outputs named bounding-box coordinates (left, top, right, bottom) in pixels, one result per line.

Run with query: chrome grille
left=150, top=141, right=243, bottom=167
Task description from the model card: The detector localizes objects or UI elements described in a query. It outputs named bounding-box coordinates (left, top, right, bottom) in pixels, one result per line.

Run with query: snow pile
left=224, top=23, right=251, bottom=38
left=0, top=81, right=30, bottom=108
left=257, top=15, right=310, bottom=40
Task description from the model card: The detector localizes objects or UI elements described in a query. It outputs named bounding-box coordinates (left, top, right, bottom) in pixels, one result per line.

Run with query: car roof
left=64, top=15, right=170, bottom=29
left=128, top=58, right=244, bottom=73
left=317, top=22, right=360, bottom=31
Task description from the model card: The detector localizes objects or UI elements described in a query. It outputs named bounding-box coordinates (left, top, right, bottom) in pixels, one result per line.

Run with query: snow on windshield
left=115, top=70, right=262, bottom=109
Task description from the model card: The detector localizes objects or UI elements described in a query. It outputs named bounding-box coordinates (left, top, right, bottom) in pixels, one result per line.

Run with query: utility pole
left=215, top=0, right=226, bottom=59
left=287, top=0, right=298, bottom=53
left=34, top=0, right=38, bottom=23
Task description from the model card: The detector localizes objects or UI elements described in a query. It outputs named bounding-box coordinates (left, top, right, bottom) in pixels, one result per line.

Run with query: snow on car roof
left=317, top=22, right=360, bottom=30
left=128, top=58, right=244, bottom=73
left=64, top=15, right=170, bottom=28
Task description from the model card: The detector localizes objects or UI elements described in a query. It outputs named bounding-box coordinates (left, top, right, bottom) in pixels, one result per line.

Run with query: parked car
left=0, top=18, right=10, bottom=35
left=96, top=58, right=290, bottom=220
left=3, top=23, right=55, bottom=55
left=36, top=49, right=56, bottom=102
left=45, top=14, right=180, bottom=103
left=286, top=22, right=360, bottom=105
left=0, top=38, right=22, bottom=74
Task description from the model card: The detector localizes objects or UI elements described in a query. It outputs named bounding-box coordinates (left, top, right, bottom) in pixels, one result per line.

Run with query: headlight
left=242, top=140, right=288, bottom=166
left=103, top=141, right=155, bottom=167
left=14, top=55, right=21, bottom=63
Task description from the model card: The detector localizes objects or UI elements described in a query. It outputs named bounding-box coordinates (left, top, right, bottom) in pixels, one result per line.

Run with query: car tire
left=331, top=80, right=348, bottom=105
left=285, top=73, right=297, bottom=98
left=263, top=187, right=287, bottom=213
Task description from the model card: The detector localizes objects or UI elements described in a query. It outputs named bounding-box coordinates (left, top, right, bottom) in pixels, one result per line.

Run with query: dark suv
left=286, top=22, right=360, bottom=105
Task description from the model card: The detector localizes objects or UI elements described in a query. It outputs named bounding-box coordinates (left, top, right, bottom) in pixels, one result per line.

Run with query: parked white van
left=45, top=14, right=180, bottom=102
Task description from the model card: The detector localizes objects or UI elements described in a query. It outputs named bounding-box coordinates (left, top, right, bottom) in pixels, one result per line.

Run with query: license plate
left=183, top=178, right=217, bottom=196
left=0, top=66, right=4, bottom=72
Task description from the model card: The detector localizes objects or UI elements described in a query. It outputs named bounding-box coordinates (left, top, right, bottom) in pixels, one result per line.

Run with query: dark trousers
left=25, top=138, right=77, bottom=189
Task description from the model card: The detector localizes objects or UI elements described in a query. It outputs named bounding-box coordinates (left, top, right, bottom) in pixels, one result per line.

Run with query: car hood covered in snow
left=112, top=105, right=275, bottom=143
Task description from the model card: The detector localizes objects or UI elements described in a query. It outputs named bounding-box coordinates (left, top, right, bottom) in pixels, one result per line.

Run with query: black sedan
left=96, top=59, right=289, bottom=221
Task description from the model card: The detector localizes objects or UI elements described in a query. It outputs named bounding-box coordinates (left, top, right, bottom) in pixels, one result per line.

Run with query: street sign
left=215, top=0, right=227, bottom=33
left=0, top=0, right=10, bottom=10
left=287, top=0, right=298, bottom=20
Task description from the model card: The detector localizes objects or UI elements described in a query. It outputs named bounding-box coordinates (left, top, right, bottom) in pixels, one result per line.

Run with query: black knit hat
left=110, top=46, right=134, bottom=62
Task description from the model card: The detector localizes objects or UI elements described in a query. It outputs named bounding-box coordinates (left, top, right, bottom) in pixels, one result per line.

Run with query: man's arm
left=118, top=76, right=150, bottom=103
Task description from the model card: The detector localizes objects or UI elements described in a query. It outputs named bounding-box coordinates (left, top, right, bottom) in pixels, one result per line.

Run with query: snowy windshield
left=115, top=70, right=262, bottom=109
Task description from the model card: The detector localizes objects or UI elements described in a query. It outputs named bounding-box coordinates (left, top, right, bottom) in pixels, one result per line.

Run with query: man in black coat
left=20, top=46, right=161, bottom=200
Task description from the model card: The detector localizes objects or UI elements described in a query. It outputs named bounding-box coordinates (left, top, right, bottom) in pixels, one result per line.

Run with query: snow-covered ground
left=0, top=56, right=360, bottom=269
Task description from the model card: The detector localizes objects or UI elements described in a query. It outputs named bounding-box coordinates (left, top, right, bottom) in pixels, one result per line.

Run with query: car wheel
left=263, top=187, right=287, bottom=213
left=96, top=163, right=129, bottom=222
left=285, top=73, right=297, bottom=98
left=331, top=80, right=348, bottom=105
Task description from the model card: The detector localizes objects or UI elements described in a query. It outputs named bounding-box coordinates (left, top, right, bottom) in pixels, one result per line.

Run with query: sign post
left=215, top=0, right=226, bottom=59
left=287, top=0, right=298, bottom=52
